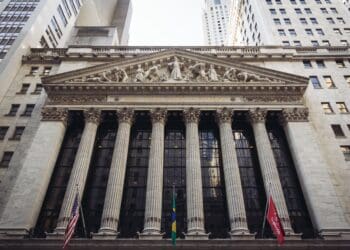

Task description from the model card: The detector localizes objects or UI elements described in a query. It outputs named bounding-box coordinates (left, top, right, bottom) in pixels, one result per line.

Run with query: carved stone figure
left=134, top=64, right=145, bottom=82
left=189, top=63, right=208, bottom=82
left=103, top=67, right=128, bottom=82
left=168, top=57, right=183, bottom=80
left=208, top=64, right=219, bottom=82
left=144, top=65, right=162, bottom=82
left=223, top=67, right=239, bottom=81
left=86, top=74, right=103, bottom=82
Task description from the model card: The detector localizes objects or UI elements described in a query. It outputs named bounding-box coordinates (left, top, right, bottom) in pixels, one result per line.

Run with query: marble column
left=280, top=108, right=350, bottom=240
left=248, top=108, right=294, bottom=236
left=53, top=108, right=101, bottom=236
left=140, top=108, right=167, bottom=239
left=0, top=108, right=68, bottom=239
left=184, top=108, right=208, bottom=239
left=95, top=108, right=134, bottom=239
left=216, top=108, right=252, bottom=239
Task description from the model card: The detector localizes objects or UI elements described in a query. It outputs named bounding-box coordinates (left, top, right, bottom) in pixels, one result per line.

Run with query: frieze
left=281, top=108, right=309, bottom=123
left=41, top=107, right=68, bottom=124
left=150, top=108, right=167, bottom=124
left=184, top=108, right=201, bottom=124
left=248, top=108, right=267, bottom=123
left=243, top=95, right=303, bottom=103
left=48, top=95, right=106, bottom=105
left=216, top=108, right=234, bottom=124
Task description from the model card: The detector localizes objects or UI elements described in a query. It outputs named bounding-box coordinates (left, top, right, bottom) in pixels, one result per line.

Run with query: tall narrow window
left=11, top=126, right=25, bottom=140
left=119, top=113, right=151, bottom=237
left=17, top=83, right=30, bottom=94
left=34, top=112, right=84, bottom=237
left=7, top=104, right=20, bottom=116
left=21, top=104, right=35, bottom=117
left=0, top=151, right=13, bottom=168
left=78, top=112, right=117, bottom=236
left=321, top=102, right=334, bottom=113
left=323, top=76, right=336, bottom=88
left=337, top=102, right=349, bottom=113
left=0, top=126, right=9, bottom=140
left=232, top=116, right=268, bottom=237
left=309, top=76, right=321, bottom=88
left=199, top=112, right=229, bottom=238
left=161, top=112, right=186, bottom=239
left=267, top=118, right=314, bottom=238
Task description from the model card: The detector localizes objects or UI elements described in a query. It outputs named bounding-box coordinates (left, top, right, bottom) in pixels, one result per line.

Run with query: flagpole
left=76, top=184, right=88, bottom=238
left=261, top=182, right=271, bottom=238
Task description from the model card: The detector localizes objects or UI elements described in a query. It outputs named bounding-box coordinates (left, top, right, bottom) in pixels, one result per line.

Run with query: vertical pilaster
left=216, top=108, right=252, bottom=239
left=0, top=108, right=68, bottom=239
left=248, top=108, right=294, bottom=235
left=184, top=108, right=208, bottom=240
left=53, top=108, right=101, bottom=237
left=281, top=108, right=350, bottom=239
left=140, top=108, right=167, bottom=239
left=95, top=108, right=134, bottom=239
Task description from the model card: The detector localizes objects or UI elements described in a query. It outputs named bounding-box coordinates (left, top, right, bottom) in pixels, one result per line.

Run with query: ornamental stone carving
left=41, top=107, right=68, bottom=123
left=168, top=56, right=183, bottom=80
left=150, top=108, right=167, bottom=124
left=216, top=108, right=234, bottom=125
left=117, top=108, right=134, bottom=124
left=189, top=63, right=208, bottom=82
left=281, top=108, right=309, bottom=123
left=248, top=108, right=267, bottom=123
left=184, top=108, right=201, bottom=124
left=84, top=108, right=101, bottom=124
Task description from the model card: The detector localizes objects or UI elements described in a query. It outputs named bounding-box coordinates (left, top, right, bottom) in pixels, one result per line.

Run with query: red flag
left=266, top=196, right=285, bottom=245
left=63, top=193, right=80, bottom=249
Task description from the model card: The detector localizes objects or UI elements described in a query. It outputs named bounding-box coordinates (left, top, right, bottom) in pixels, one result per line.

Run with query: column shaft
left=140, top=109, right=166, bottom=239
left=55, top=109, right=100, bottom=234
left=249, top=109, right=293, bottom=234
left=216, top=108, right=251, bottom=238
left=97, top=109, right=133, bottom=237
left=184, top=108, right=207, bottom=239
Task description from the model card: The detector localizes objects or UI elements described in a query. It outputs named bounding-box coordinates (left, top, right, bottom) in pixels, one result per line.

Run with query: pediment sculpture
left=66, top=56, right=279, bottom=84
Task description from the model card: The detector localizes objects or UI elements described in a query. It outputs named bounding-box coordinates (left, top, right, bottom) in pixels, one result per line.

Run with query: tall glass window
left=34, top=112, right=84, bottom=237
left=232, top=117, right=268, bottom=237
left=161, top=112, right=186, bottom=239
left=267, top=117, right=314, bottom=238
left=118, top=113, right=151, bottom=238
left=77, top=112, right=117, bottom=237
left=199, top=112, right=229, bottom=238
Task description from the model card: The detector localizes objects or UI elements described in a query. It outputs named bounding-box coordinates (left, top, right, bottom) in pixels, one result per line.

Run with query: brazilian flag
left=171, top=186, right=176, bottom=246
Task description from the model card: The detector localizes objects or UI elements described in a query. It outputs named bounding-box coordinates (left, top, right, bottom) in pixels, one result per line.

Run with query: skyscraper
left=203, top=0, right=232, bottom=45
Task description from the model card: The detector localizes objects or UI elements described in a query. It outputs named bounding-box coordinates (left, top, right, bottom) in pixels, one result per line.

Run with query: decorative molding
left=47, top=95, right=106, bottom=105
left=216, top=108, right=234, bottom=124
left=243, top=95, right=302, bottom=103
left=84, top=108, right=101, bottom=124
left=248, top=108, right=267, bottom=123
left=281, top=108, right=309, bottom=123
left=150, top=108, right=167, bottom=124
left=41, top=107, right=68, bottom=124
left=184, top=108, right=201, bottom=124
left=117, top=108, right=134, bottom=124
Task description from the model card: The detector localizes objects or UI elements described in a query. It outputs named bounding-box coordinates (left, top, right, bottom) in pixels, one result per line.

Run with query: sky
left=129, top=0, right=205, bottom=46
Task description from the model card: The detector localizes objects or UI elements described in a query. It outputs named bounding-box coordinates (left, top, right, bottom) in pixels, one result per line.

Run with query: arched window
left=118, top=112, right=151, bottom=238
left=161, top=112, right=186, bottom=239
left=34, top=112, right=84, bottom=237
left=232, top=116, right=268, bottom=237
left=266, top=116, right=314, bottom=238
left=77, top=112, right=117, bottom=237
left=199, top=112, right=229, bottom=238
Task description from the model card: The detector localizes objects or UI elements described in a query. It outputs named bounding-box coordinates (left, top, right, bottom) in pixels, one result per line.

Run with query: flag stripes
left=63, top=192, right=80, bottom=249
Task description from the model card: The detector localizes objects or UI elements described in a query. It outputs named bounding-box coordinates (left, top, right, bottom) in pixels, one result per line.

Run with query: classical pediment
left=42, top=49, right=307, bottom=86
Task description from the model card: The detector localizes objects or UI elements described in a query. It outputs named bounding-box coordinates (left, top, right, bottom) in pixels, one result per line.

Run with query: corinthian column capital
left=184, top=108, right=201, bottom=124
left=117, top=108, right=134, bottom=125
left=248, top=108, right=267, bottom=123
left=150, top=108, right=167, bottom=125
left=280, top=108, right=309, bottom=124
left=84, top=108, right=101, bottom=124
left=216, top=108, right=234, bottom=125
left=41, top=107, right=68, bottom=124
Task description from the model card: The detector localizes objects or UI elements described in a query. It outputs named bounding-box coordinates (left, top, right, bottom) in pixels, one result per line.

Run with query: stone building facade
left=0, top=46, right=349, bottom=249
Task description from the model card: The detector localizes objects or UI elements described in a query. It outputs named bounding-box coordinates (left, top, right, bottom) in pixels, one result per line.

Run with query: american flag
left=63, top=193, right=80, bottom=249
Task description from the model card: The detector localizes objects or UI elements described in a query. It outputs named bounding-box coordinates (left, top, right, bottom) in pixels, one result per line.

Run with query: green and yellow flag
left=171, top=186, right=176, bottom=246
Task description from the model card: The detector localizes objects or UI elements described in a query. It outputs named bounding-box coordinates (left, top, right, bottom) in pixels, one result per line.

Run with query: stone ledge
left=0, top=239, right=350, bottom=250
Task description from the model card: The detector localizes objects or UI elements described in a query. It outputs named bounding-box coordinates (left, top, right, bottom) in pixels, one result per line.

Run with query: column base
left=284, top=232, right=302, bottom=240
left=46, top=228, right=65, bottom=239
left=138, top=230, right=164, bottom=240
left=0, top=229, right=29, bottom=239
left=92, top=229, right=119, bottom=240
left=185, top=230, right=209, bottom=240
left=229, top=230, right=255, bottom=240
left=320, top=229, right=350, bottom=240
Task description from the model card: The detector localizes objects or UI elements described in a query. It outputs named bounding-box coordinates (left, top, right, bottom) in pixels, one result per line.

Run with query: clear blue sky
left=129, top=0, right=205, bottom=46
